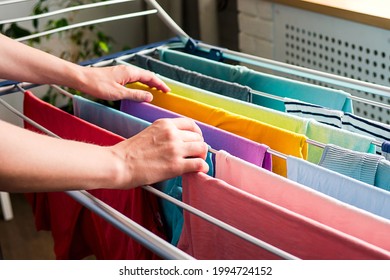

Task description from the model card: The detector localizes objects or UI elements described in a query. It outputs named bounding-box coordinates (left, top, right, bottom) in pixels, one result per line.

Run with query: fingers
left=166, top=117, right=203, bottom=136
left=122, top=88, right=154, bottom=102
left=182, top=157, right=210, bottom=174
left=123, top=66, right=170, bottom=93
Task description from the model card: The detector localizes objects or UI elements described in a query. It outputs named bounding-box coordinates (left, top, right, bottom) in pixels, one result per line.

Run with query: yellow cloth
left=163, top=77, right=309, bottom=134
left=127, top=83, right=308, bottom=177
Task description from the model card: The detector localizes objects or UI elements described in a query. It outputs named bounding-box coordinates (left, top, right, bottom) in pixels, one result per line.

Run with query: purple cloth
left=120, top=100, right=272, bottom=170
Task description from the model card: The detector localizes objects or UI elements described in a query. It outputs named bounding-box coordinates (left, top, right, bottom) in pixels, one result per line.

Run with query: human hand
left=108, top=117, right=209, bottom=189
left=77, top=64, right=170, bottom=102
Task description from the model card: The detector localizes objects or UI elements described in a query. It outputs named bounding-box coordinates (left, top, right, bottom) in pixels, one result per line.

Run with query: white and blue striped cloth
left=284, top=98, right=390, bottom=154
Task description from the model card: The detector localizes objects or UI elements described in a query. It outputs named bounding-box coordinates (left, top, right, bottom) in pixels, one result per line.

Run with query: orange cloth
left=127, top=83, right=308, bottom=176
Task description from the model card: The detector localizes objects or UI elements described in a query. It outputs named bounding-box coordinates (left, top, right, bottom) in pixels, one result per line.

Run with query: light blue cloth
left=306, top=119, right=376, bottom=164
left=160, top=48, right=354, bottom=113
left=73, top=96, right=150, bottom=138
left=319, top=144, right=384, bottom=186
left=375, top=159, right=390, bottom=192
left=72, top=95, right=214, bottom=246
left=287, top=156, right=390, bottom=220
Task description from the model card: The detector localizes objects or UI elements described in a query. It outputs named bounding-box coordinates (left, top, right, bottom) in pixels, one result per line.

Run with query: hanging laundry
left=159, top=48, right=354, bottom=113
left=284, top=98, right=390, bottom=152
left=73, top=95, right=149, bottom=138
left=126, top=82, right=308, bottom=177
left=382, top=141, right=390, bottom=160
left=120, top=99, right=272, bottom=170
left=306, top=120, right=376, bottom=164
left=287, top=156, right=390, bottom=220
left=375, top=159, right=390, bottom=192
left=215, top=150, right=390, bottom=252
left=23, top=91, right=166, bottom=260
left=161, top=75, right=309, bottom=134
left=178, top=172, right=390, bottom=259
left=284, top=97, right=343, bottom=128
left=318, top=144, right=384, bottom=185
left=149, top=72, right=375, bottom=165
left=72, top=94, right=214, bottom=246
left=132, top=54, right=252, bottom=102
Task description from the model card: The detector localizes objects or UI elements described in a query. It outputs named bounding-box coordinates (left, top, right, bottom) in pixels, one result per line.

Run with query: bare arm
left=0, top=118, right=209, bottom=192
left=0, top=33, right=169, bottom=101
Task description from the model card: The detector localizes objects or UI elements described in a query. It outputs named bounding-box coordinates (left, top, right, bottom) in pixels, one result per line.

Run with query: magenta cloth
left=120, top=100, right=272, bottom=170
left=23, top=91, right=166, bottom=260
left=215, top=150, right=390, bottom=252
left=177, top=172, right=390, bottom=260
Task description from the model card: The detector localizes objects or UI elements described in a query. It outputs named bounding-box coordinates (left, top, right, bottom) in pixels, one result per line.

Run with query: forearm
left=0, top=33, right=87, bottom=90
left=0, top=120, right=125, bottom=192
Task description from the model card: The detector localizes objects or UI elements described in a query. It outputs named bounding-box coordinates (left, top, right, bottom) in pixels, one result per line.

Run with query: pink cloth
left=215, top=150, right=390, bottom=252
left=178, top=172, right=390, bottom=259
left=23, top=91, right=166, bottom=259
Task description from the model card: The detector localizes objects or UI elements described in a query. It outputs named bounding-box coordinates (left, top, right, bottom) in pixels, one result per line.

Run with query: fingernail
left=144, top=93, right=153, bottom=102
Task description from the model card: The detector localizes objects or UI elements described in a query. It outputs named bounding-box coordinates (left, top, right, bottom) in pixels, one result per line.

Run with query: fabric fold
left=120, top=100, right=272, bottom=170
left=178, top=172, right=390, bottom=260
left=215, top=150, right=390, bottom=252
left=287, top=155, right=390, bottom=220
left=159, top=48, right=353, bottom=113
left=319, top=144, right=384, bottom=185
left=72, top=94, right=214, bottom=246
left=126, top=82, right=308, bottom=177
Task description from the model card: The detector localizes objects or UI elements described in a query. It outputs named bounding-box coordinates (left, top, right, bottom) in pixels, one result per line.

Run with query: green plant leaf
left=5, top=23, right=32, bottom=39
left=99, top=41, right=109, bottom=53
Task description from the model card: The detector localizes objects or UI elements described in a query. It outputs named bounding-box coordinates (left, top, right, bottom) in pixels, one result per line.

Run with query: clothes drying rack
left=0, top=0, right=389, bottom=260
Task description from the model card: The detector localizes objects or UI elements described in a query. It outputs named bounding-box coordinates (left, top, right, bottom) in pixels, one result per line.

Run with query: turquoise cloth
left=160, top=48, right=354, bottom=113
left=375, top=159, right=390, bottom=192
left=72, top=95, right=214, bottom=245
left=132, top=54, right=252, bottom=102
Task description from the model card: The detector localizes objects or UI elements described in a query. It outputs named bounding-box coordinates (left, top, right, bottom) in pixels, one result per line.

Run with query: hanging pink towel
left=23, top=91, right=166, bottom=260
left=177, top=172, right=390, bottom=259
left=214, top=150, right=390, bottom=252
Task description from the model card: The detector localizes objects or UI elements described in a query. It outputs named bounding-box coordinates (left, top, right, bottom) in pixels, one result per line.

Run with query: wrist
left=101, top=146, right=133, bottom=190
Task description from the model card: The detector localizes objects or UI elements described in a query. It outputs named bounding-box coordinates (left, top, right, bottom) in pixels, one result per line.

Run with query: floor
left=0, top=193, right=55, bottom=260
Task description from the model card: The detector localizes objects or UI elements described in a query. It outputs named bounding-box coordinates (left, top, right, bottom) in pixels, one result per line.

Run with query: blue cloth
left=72, top=95, right=214, bottom=245
left=160, top=48, right=354, bottom=113
left=72, top=96, right=150, bottom=138
left=287, top=156, right=390, bottom=220
left=381, top=141, right=390, bottom=160
left=318, top=144, right=384, bottom=186
left=132, top=54, right=252, bottom=102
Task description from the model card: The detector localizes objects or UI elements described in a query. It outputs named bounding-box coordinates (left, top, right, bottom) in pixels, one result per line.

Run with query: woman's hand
left=108, top=117, right=209, bottom=189
left=77, top=64, right=170, bottom=102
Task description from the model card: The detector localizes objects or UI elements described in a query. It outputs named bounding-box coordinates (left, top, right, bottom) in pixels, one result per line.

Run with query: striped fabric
left=287, top=155, right=390, bottom=220
left=285, top=98, right=390, bottom=154
left=319, top=144, right=384, bottom=186
left=342, top=113, right=390, bottom=143
left=284, top=98, right=343, bottom=128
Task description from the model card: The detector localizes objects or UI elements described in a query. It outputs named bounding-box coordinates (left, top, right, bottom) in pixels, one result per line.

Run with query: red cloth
left=23, top=91, right=166, bottom=259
